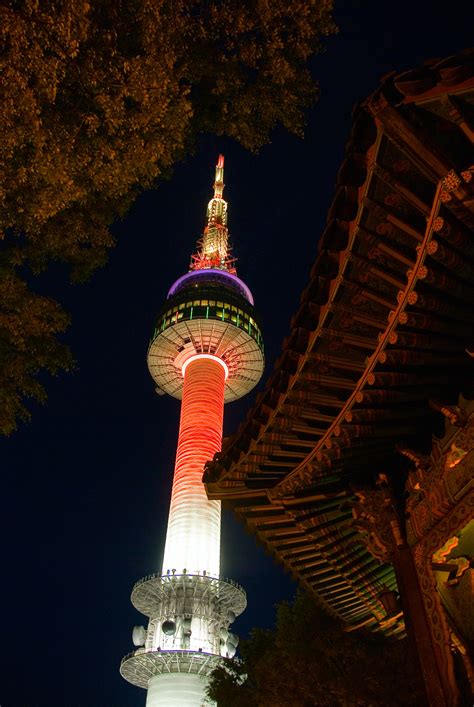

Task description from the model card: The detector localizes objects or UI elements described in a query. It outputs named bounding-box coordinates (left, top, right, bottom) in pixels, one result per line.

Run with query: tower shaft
left=121, top=156, right=264, bottom=707
left=162, top=356, right=225, bottom=578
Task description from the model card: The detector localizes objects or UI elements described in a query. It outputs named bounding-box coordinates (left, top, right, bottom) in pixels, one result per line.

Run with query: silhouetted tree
left=207, top=591, right=425, bottom=706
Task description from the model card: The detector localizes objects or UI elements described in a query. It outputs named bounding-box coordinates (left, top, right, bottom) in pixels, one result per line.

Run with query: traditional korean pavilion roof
left=204, top=49, right=474, bottom=636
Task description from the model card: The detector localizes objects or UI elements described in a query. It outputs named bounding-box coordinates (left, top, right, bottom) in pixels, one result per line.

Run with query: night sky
left=1, top=3, right=472, bottom=706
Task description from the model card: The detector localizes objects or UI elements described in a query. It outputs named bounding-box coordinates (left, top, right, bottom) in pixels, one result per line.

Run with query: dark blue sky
left=1, top=2, right=472, bottom=706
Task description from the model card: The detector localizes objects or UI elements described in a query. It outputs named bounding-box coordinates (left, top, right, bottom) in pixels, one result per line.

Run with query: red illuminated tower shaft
left=162, top=355, right=226, bottom=577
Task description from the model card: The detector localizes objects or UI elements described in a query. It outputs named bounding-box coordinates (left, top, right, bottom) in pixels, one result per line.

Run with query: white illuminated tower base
left=121, top=156, right=264, bottom=706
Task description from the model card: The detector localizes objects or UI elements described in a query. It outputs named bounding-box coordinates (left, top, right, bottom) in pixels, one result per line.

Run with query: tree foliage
left=0, top=270, right=72, bottom=434
left=0, top=0, right=337, bottom=433
left=207, top=591, right=425, bottom=706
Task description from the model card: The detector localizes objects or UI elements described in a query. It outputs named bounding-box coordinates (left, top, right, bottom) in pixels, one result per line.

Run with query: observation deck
left=148, top=268, right=264, bottom=402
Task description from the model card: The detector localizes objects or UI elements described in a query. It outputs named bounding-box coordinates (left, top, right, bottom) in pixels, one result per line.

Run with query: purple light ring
left=167, top=269, right=254, bottom=305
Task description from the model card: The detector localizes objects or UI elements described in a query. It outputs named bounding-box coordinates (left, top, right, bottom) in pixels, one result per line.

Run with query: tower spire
left=190, top=154, right=236, bottom=274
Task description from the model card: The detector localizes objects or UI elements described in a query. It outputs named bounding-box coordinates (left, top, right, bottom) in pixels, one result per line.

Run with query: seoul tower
left=120, top=155, right=264, bottom=706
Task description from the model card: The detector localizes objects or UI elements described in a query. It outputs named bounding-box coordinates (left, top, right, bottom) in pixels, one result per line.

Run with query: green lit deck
left=151, top=287, right=263, bottom=353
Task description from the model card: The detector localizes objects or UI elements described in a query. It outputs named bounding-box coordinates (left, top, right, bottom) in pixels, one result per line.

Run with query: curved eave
left=204, top=49, right=474, bottom=632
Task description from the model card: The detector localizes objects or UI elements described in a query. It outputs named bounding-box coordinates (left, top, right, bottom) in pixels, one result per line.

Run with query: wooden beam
left=364, top=196, right=425, bottom=242
left=367, top=95, right=452, bottom=181
left=372, top=163, right=432, bottom=215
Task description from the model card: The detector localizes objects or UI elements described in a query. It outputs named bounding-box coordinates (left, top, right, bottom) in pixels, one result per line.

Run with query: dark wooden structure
left=204, top=50, right=474, bottom=706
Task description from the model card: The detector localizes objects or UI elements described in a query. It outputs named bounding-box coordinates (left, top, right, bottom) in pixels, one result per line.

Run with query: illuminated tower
left=120, top=156, right=264, bottom=706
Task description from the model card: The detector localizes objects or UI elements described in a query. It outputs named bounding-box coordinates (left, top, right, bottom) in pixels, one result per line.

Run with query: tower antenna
left=190, top=154, right=236, bottom=274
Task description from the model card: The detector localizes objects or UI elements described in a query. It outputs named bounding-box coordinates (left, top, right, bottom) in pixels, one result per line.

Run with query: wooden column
left=392, top=546, right=453, bottom=706
left=351, top=477, right=458, bottom=706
